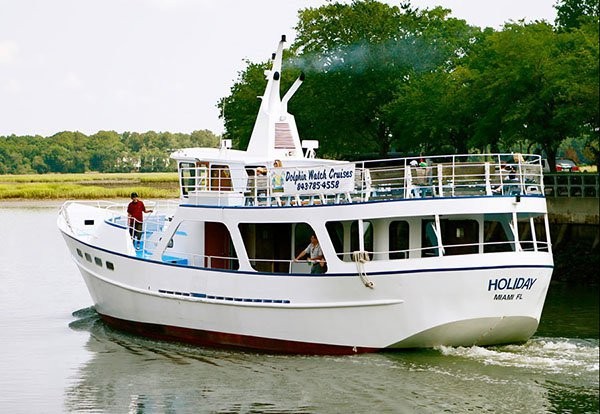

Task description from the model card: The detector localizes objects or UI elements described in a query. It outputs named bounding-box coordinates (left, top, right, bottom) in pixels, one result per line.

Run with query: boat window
left=484, top=214, right=514, bottom=253
left=517, top=213, right=549, bottom=252
left=389, top=221, right=409, bottom=259
left=94, top=257, right=102, bottom=267
left=179, top=161, right=207, bottom=196
left=76, top=248, right=83, bottom=258
left=106, top=261, right=114, bottom=271
left=325, top=222, right=345, bottom=260
left=84, top=252, right=92, bottom=262
left=421, top=219, right=441, bottom=257
left=210, top=164, right=232, bottom=191
left=239, top=222, right=315, bottom=273
left=420, top=218, right=478, bottom=256
left=440, top=219, right=479, bottom=255
left=325, top=220, right=373, bottom=261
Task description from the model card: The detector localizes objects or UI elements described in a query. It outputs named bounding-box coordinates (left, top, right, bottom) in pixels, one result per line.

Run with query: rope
left=352, top=251, right=374, bottom=289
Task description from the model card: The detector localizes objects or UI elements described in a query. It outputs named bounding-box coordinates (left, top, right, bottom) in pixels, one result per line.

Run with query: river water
left=0, top=204, right=598, bottom=413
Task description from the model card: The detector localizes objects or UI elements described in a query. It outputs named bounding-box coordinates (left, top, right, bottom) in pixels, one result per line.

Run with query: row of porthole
left=76, top=248, right=115, bottom=271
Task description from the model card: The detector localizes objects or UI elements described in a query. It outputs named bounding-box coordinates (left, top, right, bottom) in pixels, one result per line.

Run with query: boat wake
left=437, top=337, right=599, bottom=374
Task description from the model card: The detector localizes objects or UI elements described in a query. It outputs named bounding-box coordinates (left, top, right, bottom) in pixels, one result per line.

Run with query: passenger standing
left=127, top=192, right=152, bottom=249
left=294, top=234, right=326, bottom=274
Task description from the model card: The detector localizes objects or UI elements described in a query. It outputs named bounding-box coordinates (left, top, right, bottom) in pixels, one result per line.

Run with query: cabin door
left=204, top=222, right=232, bottom=269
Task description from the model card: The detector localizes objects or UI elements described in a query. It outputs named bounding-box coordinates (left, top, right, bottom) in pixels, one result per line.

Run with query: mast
left=246, top=35, right=305, bottom=159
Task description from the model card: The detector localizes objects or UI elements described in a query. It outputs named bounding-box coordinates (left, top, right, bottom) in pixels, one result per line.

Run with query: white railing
left=177, top=153, right=545, bottom=207
left=142, top=236, right=550, bottom=273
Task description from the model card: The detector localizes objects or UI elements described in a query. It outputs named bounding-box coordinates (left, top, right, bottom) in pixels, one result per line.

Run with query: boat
left=58, top=35, right=554, bottom=355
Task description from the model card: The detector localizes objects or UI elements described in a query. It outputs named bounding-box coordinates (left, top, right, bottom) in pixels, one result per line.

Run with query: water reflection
left=66, top=307, right=598, bottom=414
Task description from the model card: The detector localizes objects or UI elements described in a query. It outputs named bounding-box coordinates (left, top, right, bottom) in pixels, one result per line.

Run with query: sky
left=0, top=0, right=558, bottom=137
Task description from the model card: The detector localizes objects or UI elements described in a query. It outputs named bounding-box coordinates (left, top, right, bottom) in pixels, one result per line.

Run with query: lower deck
left=94, top=198, right=552, bottom=276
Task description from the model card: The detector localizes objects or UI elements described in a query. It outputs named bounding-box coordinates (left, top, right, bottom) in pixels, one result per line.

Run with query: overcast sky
left=0, top=0, right=557, bottom=137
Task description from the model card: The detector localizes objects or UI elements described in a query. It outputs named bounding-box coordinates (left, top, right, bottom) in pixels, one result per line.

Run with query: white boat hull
left=62, top=233, right=552, bottom=354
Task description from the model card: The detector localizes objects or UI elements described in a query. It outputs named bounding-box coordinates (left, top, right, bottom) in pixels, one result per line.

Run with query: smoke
left=288, top=36, right=443, bottom=75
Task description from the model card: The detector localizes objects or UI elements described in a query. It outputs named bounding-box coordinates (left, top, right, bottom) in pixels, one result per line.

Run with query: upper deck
left=174, top=153, right=545, bottom=207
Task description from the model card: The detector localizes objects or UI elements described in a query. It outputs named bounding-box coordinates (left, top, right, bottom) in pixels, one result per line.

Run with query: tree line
left=219, top=0, right=599, bottom=171
left=0, top=130, right=219, bottom=174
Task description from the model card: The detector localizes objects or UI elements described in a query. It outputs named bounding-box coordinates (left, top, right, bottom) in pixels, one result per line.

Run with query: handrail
left=543, top=173, right=599, bottom=198
left=177, top=153, right=545, bottom=206
left=148, top=237, right=550, bottom=274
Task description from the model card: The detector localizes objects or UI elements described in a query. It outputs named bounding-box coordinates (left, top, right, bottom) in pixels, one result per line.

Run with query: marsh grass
left=0, top=172, right=177, bottom=183
left=0, top=173, right=179, bottom=199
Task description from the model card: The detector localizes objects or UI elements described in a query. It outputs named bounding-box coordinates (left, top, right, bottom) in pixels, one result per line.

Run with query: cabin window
left=325, top=220, right=373, bottom=261
left=210, top=164, right=232, bottom=191
left=484, top=214, right=514, bottom=253
left=441, top=219, right=478, bottom=255
left=421, top=218, right=478, bottom=256
left=517, top=213, right=549, bottom=252
left=76, top=248, right=83, bottom=258
left=179, top=161, right=207, bottom=196
left=239, top=222, right=315, bottom=273
left=106, top=261, right=115, bottom=271
left=421, top=219, right=440, bottom=257
left=84, top=253, right=92, bottom=262
left=94, top=257, right=102, bottom=267
left=389, top=221, right=409, bottom=259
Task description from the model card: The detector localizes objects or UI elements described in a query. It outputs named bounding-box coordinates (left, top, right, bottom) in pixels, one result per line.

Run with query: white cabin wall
left=408, top=217, right=423, bottom=259
left=163, top=220, right=205, bottom=264
left=372, top=219, right=390, bottom=260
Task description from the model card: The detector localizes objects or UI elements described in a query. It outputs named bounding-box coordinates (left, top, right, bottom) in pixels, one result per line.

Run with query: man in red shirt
left=127, top=192, right=152, bottom=249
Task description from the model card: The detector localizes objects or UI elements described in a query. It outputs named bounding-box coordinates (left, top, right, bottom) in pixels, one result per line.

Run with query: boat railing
left=334, top=238, right=551, bottom=261
left=147, top=235, right=550, bottom=272
left=59, top=200, right=124, bottom=237
left=178, top=153, right=544, bottom=207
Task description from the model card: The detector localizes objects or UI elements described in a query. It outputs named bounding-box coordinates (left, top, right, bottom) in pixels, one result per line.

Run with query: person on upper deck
left=294, top=234, right=326, bottom=274
left=271, top=159, right=284, bottom=193
left=127, top=192, right=152, bottom=249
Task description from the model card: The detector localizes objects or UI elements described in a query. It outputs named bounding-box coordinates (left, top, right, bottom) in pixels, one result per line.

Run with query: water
left=0, top=204, right=598, bottom=413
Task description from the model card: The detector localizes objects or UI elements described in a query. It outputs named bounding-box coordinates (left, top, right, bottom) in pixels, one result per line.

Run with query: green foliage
left=555, top=0, right=599, bottom=30
left=218, top=0, right=598, bottom=164
left=0, top=130, right=220, bottom=174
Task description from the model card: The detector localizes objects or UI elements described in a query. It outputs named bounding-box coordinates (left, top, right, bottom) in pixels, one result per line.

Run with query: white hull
left=61, top=226, right=552, bottom=353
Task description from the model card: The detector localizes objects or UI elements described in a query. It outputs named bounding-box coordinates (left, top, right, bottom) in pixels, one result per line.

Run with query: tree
left=219, top=0, right=480, bottom=157
left=382, top=66, right=475, bottom=155
left=88, top=131, right=124, bottom=172
left=291, top=1, right=480, bottom=157
left=464, top=22, right=598, bottom=169
left=555, top=0, right=600, bottom=30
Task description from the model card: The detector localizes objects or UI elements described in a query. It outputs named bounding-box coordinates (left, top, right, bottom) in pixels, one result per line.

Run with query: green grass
left=0, top=173, right=180, bottom=199
left=0, top=172, right=178, bottom=183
